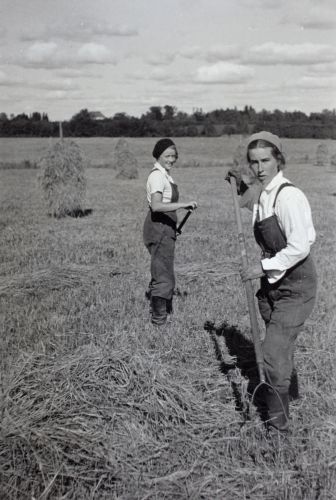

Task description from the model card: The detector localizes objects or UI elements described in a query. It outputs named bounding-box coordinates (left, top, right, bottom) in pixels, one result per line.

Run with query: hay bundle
left=114, top=138, right=139, bottom=179
left=314, top=143, right=329, bottom=166
left=330, top=153, right=336, bottom=168
left=38, top=140, right=87, bottom=217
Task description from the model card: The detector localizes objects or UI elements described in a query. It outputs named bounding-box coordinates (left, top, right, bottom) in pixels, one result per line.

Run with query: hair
left=247, top=139, right=286, bottom=168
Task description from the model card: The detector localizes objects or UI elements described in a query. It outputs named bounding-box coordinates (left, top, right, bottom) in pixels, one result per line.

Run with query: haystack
left=38, top=140, right=87, bottom=217
left=114, top=138, right=138, bottom=179
left=330, top=153, right=336, bottom=168
left=314, top=143, right=329, bottom=166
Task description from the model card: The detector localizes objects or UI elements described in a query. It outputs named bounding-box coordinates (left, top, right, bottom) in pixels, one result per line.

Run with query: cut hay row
left=0, top=264, right=131, bottom=298
left=176, top=259, right=239, bottom=282
left=0, top=260, right=238, bottom=298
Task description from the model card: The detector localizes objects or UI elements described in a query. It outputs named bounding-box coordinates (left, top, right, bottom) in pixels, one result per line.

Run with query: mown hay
left=114, top=139, right=138, bottom=179
left=314, top=143, right=329, bottom=166
left=0, top=264, right=132, bottom=298
left=38, top=140, right=87, bottom=217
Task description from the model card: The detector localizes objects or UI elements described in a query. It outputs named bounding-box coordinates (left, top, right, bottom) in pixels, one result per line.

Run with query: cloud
left=20, top=21, right=138, bottom=43
left=307, top=62, right=336, bottom=76
left=195, top=62, right=254, bottom=84
left=245, top=42, right=336, bottom=65
left=281, top=5, right=336, bottom=30
left=19, top=42, right=115, bottom=69
left=239, top=0, right=282, bottom=8
left=77, top=43, right=112, bottom=64
left=178, top=46, right=202, bottom=60
left=295, top=75, right=336, bottom=89
left=300, top=7, right=336, bottom=29
left=26, top=42, right=58, bottom=64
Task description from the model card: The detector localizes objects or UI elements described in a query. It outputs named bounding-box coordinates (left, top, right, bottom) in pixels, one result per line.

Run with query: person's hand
left=225, top=169, right=241, bottom=184
left=185, top=201, right=197, bottom=210
left=240, top=263, right=265, bottom=282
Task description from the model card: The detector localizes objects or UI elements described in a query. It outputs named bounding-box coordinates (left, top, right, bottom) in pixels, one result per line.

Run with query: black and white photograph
left=0, top=0, right=335, bottom=498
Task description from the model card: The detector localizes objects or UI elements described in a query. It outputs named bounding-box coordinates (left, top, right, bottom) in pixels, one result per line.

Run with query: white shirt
left=146, top=162, right=175, bottom=206
left=252, top=171, right=316, bottom=284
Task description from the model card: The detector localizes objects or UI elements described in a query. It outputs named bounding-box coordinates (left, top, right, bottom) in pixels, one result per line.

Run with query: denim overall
left=143, top=176, right=179, bottom=302
left=254, top=183, right=317, bottom=430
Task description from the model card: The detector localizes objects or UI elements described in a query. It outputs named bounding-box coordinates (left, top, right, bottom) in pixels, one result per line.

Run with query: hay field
left=0, top=137, right=336, bottom=499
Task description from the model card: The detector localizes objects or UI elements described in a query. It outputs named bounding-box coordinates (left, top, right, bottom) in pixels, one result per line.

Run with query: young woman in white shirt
left=240, top=131, right=317, bottom=433
left=143, top=138, right=197, bottom=326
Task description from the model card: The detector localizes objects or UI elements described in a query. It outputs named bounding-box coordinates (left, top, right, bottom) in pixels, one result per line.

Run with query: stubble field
left=0, top=136, right=336, bottom=499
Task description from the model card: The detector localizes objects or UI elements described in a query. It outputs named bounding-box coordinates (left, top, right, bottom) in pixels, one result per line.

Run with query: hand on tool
left=185, top=201, right=197, bottom=210
left=240, top=263, right=265, bottom=282
left=225, top=170, right=249, bottom=195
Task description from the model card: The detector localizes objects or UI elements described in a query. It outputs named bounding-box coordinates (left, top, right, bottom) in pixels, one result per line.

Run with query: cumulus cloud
left=19, top=42, right=115, bottom=69
left=20, top=21, right=138, bottom=42
left=77, top=43, right=112, bottom=64
left=26, top=42, right=58, bottom=64
left=195, top=62, right=254, bottom=84
left=245, top=42, right=336, bottom=65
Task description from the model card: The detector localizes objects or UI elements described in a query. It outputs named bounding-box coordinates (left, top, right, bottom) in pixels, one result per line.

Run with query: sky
left=0, top=0, right=335, bottom=121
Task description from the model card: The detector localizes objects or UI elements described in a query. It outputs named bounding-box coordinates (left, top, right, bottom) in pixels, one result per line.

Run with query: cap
left=246, top=131, right=282, bottom=153
left=152, top=138, right=177, bottom=160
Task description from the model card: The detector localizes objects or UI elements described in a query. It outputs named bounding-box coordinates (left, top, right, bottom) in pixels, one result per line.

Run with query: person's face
left=248, top=147, right=280, bottom=188
left=158, top=147, right=177, bottom=171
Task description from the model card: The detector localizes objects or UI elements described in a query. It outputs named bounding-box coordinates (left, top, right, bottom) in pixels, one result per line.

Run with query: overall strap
left=272, top=182, right=294, bottom=210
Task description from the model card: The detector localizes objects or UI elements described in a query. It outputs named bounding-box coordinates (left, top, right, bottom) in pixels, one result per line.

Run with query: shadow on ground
left=204, top=320, right=299, bottom=426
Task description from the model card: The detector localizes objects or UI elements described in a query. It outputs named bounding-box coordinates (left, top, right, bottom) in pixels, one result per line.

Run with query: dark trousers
left=257, top=256, right=317, bottom=393
left=143, top=210, right=176, bottom=300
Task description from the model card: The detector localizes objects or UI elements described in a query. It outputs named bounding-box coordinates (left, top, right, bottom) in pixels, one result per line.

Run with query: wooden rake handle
left=230, top=176, right=265, bottom=383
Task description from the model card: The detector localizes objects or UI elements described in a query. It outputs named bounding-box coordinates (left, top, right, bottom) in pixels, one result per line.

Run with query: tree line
left=0, top=105, right=336, bottom=139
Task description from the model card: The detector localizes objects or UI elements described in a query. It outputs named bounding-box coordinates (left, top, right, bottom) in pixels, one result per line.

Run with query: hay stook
left=38, top=140, right=87, bottom=218
left=314, top=143, right=329, bottom=167
left=114, top=138, right=139, bottom=179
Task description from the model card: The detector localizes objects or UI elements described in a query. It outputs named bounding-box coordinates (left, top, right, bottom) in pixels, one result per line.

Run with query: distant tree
left=163, top=105, right=176, bottom=120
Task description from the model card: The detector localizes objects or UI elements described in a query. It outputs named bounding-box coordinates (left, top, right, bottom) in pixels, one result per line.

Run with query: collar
left=263, top=171, right=284, bottom=193
left=152, top=161, right=173, bottom=181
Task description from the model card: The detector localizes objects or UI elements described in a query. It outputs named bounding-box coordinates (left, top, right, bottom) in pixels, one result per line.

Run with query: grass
left=0, top=137, right=336, bottom=499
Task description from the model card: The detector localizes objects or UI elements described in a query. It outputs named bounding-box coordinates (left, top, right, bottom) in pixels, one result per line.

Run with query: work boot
left=151, top=296, right=167, bottom=326
left=265, top=388, right=289, bottom=432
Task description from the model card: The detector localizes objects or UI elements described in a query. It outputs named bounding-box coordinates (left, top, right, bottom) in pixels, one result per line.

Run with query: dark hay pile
left=38, top=140, right=87, bottom=217
left=114, top=139, right=139, bottom=180
left=314, top=143, right=329, bottom=166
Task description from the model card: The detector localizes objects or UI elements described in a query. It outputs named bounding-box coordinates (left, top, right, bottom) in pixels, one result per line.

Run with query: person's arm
left=151, top=192, right=197, bottom=213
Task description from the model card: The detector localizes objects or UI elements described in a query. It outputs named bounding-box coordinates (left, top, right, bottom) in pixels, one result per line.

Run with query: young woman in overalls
left=240, top=131, right=317, bottom=433
left=143, top=138, right=197, bottom=326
